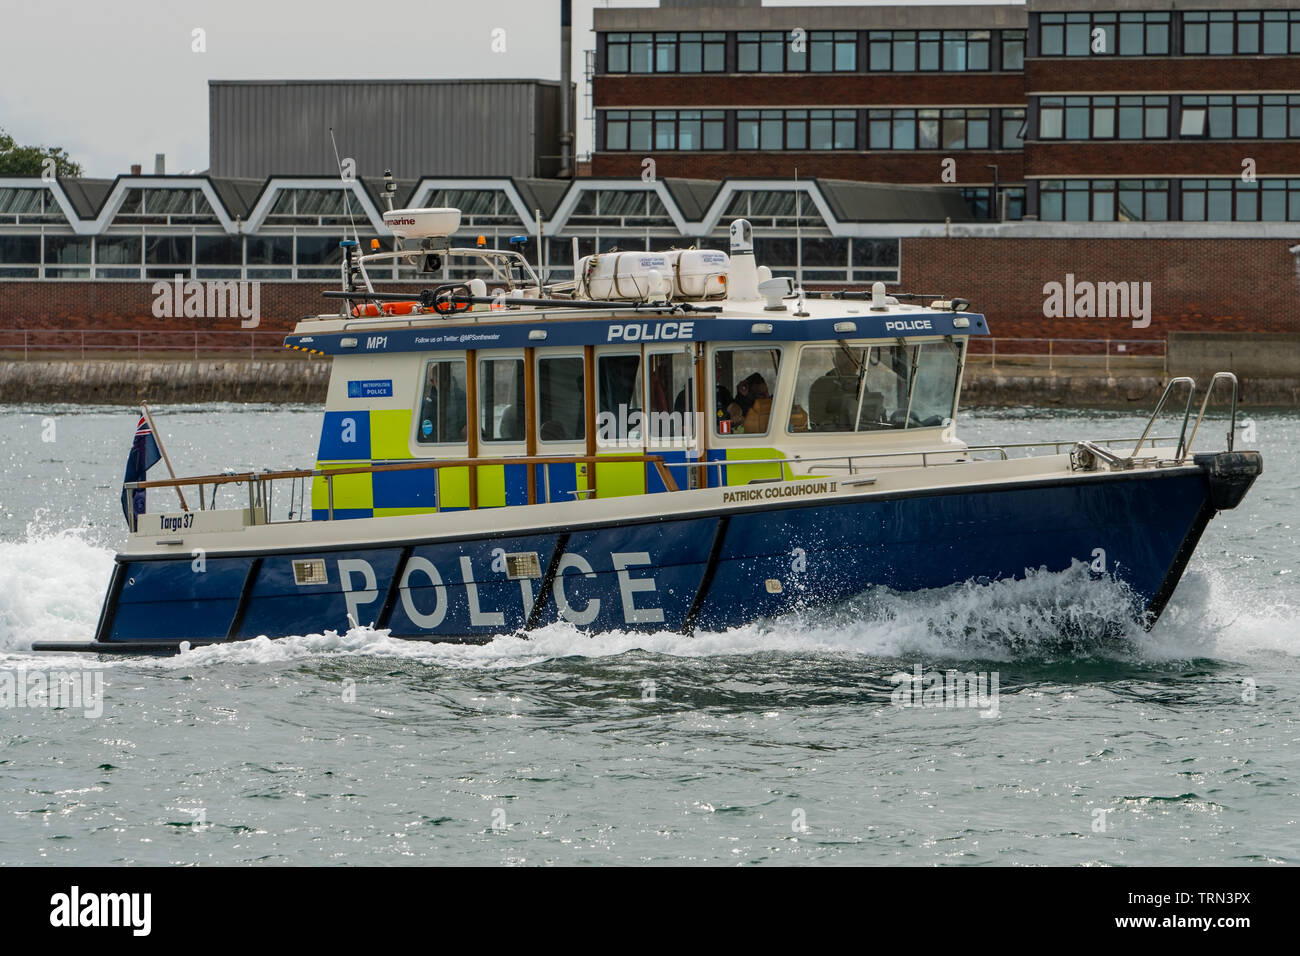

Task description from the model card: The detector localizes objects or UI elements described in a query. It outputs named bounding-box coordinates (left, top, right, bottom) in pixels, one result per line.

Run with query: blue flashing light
left=339, top=239, right=359, bottom=247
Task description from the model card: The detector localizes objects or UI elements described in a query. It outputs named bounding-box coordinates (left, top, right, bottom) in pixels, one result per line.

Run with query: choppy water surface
left=0, top=404, right=1295, bottom=865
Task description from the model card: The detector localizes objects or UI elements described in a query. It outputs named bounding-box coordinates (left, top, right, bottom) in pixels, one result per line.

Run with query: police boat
left=34, top=207, right=1262, bottom=654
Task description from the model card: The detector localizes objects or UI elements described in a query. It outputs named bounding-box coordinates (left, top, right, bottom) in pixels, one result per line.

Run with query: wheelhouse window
left=416, top=358, right=467, bottom=445
left=908, top=341, right=962, bottom=428
left=537, top=355, right=586, bottom=442
left=714, top=348, right=780, bottom=436
left=647, top=349, right=695, bottom=444
left=788, top=342, right=960, bottom=433
left=861, top=345, right=914, bottom=430
left=596, top=353, right=643, bottom=446
left=479, top=357, right=525, bottom=442
left=789, top=345, right=867, bottom=432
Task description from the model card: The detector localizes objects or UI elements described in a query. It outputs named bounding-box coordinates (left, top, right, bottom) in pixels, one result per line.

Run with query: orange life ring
left=350, top=301, right=421, bottom=317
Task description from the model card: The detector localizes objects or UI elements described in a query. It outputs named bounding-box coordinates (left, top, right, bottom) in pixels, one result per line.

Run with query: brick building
left=1, top=0, right=1299, bottom=343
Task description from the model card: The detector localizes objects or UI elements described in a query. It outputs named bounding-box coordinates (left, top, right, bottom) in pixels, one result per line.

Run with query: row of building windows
left=605, top=110, right=726, bottom=152
left=739, top=110, right=859, bottom=151
left=867, top=30, right=1022, bottom=72
left=0, top=186, right=385, bottom=229
left=1040, top=10, right=1300, bottom=57
left=1039, top=12, right=1170, bottom=56
left=739, top=30, right=858, bottom=73
left=602, top=29, right=1025, bottom=74
left=0, top=232, right=358, bottom=279
left=602, top=13, right=1300, bottom=73
left=1185, top=10, right=1300, bottom=56
left=605, top=31, right=726, bottom=73
left=868, top=108, right=1024, bottom=151
left=961, top=187, right=1026, bottom=221
left=1037, top=178, right=1300, bottom=222
left=110, top=189, right=219, bottom=223
left=0, top=187, right=223, bottom=226
left=1037, top=94, right=1300, bottom=141
left=603, top=108, right=1025, bottom=152
left=0, top=230, right=904, bottom=284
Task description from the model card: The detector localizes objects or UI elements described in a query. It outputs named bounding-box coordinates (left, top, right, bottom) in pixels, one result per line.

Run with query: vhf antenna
left=329, top=127, right=363, bottom=248
left=794, top=166, right=808, bottom=316
left=329, top=127, right=377, bottom=304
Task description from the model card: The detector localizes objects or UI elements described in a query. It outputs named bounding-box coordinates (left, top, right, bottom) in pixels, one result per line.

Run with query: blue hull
left=59, top=461, right=1255, bottom=652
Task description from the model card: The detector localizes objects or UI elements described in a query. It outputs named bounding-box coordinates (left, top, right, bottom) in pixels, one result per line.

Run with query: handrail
left=0, top=329, right=292, bottom=361
left=125, top=452, right=679, bottom=495
left=1131, top=376, right=1196, bottom=458
left=971, top=337, right=1167, bottom=374
left=966, top=435, right=1178, bottom=456
left=125, top=436, right=1184, bottom=498
left=122, top=430, right=1198, bottom=526
left=1182, top=371, right=1239, bottom=460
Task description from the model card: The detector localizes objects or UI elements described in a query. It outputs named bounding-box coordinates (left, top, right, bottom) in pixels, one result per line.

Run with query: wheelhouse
left=290, top=308, right=981, bottom=519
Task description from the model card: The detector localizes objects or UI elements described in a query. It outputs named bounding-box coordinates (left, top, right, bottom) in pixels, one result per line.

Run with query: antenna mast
left=794, top=167, right=807, bottom=316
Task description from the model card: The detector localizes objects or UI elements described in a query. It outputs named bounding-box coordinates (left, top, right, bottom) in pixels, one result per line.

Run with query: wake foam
left=3, top=525, right=1293, bottom=668
left=0, top=523, right=115, bottom=655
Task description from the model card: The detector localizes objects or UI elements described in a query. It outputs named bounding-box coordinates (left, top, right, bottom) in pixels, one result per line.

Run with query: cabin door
left=534, top=348, right=592, bottom=503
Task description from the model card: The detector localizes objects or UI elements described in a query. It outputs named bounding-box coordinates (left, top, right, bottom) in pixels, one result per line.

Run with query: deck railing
left=126, top=453, right=683, bottom=523
left=965, top=337, right=1167, bottom=374
left=0, top=329, right=300, bottom=360
left=123, top=436, right=1189, bottom=526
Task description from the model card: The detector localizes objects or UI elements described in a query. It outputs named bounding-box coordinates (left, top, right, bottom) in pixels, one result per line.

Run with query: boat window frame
left=644, top=343, right=698, bottom=450
left=412, top=354, right=470, bottom=450
left=787, top=341, right=869, bottom=435
left=534, top=348, right=589, bottom=446
left=477, top=350, right=528, bottom=445
left=904, top=336, right=965, bottom=430
left=709, top=343, right=785, bottom=439
left=783, top=337, right=965, bottom=435
left=594, top=346, right=645, bottom=451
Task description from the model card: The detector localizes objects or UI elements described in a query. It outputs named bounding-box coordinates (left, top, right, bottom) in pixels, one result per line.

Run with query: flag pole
left=140, top=402, right=189, bottom=511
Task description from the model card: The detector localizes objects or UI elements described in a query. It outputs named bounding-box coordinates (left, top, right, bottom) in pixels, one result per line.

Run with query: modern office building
left=1, top=1, right=1298, bottom=340
left=590, top=0, right=1300, bottom=224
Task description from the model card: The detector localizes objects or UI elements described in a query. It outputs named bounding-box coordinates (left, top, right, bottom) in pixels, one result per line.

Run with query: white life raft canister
left=578, top=249, right=729, bottom=301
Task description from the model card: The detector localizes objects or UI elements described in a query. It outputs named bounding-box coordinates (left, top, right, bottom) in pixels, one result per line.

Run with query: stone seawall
left=0, top=360, right=331, bottom=405
left=1, top=359, right=1296, bottom=408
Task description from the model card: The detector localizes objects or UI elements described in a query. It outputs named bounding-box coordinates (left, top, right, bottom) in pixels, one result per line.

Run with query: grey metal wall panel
left=209, top=80, right=565, bottom=180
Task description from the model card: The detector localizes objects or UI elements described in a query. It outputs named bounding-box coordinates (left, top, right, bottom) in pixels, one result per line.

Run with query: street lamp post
left=986, top=164, right=1001, bottom=222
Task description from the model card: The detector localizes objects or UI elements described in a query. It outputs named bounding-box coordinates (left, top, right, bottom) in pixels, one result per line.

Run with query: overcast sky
left=0, top=0, right=1020, bottom=178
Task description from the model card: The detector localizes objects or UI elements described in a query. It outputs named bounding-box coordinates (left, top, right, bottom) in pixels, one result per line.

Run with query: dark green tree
left=0, top=127, right=83, bottom=177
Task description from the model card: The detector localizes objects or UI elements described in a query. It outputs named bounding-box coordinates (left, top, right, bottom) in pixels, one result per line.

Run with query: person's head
left=739, top=372, right=769, bottom=400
